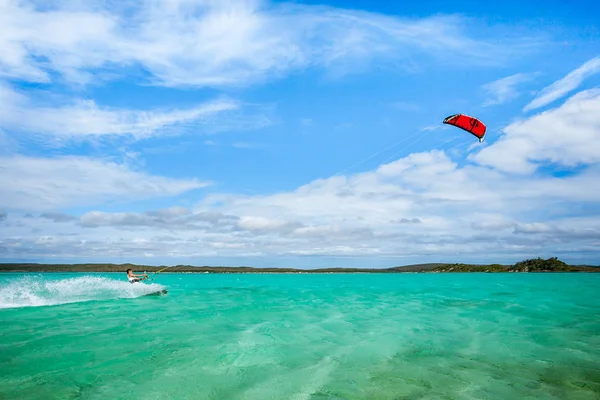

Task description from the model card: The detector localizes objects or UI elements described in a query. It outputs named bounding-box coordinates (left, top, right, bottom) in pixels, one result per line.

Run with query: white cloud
left=180, top=152, right=600, bottom=257
left=0, top=155, right=209, bottom=211
left=237, top=216, right=300, bottom=232
left=0, top=83, right=239, bottom=141
left=420, top=125, right=443, bottom=132
left=474, top=89, right=600, bottom=173
left=77, top=208, right=238, bottom=231
left=40, top=212, right=77, bottom=223
left=523, top=56, right=600, bottom=112
left=482, top=72, right=537, bottom=106
left=0, top=129, right=20, bottom=154
left=0, top=0, right=541, bottom=89
left=2, top=140, right=600, bottom=263
left=0, top=0, right=118, bottom=83
left=2, top=84, right=600, bottom=263
left=0, top=1, right=595, bottom=265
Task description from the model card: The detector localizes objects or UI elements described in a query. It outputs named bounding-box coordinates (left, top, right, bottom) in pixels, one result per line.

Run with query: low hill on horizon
left=0, top=258, right=598, bottom=273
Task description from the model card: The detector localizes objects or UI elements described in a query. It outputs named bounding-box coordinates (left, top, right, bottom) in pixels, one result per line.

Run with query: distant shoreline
left=1, top=271, right=598, bottom=275
left=1, top=258, right=598, bottom=274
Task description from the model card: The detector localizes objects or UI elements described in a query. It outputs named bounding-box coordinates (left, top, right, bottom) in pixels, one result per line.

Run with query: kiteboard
left=144, top=289, right=168, bottom=297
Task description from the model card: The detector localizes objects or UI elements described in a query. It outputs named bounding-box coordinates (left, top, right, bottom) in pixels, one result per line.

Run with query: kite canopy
left=443, top=114, right=486, bottom=142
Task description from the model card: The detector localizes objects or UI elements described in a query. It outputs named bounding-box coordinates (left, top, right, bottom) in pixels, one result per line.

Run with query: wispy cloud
left=523, top=56, right=600, bottom=112
left=0, top=1, right=544, bottom=89
left=0, top=129, right=20, bottom=155
left=420, top=125, right=443, bottom=132
left=0, top=83, right=239, bottom=142
left=482, top=72, right=538, bottom=106
left=0, top=155, right=210, bottom=211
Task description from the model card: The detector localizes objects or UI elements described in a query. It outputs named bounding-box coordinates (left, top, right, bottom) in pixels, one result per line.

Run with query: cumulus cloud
left=0, top=0, right=541, bottom=88
left=78, top=208, right=239, bottom=231
left=0, top=155, right=209, bottom=211
left=523, top=56, right=600, bottom=112
left=482, top=72, right=537, bottom=106
left=512, top=220, right=600, bottom=243
left=167, top=152, right=598, bottom=260
left=2, top=145, right=600, bottom=263
left=474, top=89, right=600, bottom=173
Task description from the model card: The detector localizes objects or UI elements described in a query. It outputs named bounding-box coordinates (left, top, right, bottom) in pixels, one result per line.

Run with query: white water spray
left=0, top=275, right=166, bottom=309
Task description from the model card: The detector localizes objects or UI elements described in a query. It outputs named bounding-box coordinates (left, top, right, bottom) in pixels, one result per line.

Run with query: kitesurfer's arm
left=126, top=268, right=148, bottom=282
left=130, top=272, right=148, bottom=280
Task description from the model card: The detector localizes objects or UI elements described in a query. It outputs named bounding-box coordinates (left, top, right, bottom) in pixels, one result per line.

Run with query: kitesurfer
left=126, top=268, right=148, bottom=284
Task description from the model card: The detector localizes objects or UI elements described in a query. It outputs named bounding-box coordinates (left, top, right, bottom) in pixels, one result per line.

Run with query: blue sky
left=1, top=0, right=600, bottom=268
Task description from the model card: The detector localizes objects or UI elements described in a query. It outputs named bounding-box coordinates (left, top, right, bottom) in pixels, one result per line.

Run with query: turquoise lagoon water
left=0, top=272, right=599, bottom=400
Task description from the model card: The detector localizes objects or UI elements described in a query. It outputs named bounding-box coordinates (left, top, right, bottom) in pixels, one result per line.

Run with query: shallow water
left=1, top=272, right=599, bottom=399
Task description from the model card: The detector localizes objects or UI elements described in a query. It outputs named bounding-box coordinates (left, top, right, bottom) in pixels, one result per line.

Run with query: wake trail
left=0, top=275, right=166, bottom=309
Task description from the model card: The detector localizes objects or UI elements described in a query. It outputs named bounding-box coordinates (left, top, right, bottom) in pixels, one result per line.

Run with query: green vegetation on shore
left=431, top=257, right=598, bottom=272
left=0, top=257, right=598, bottom=273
